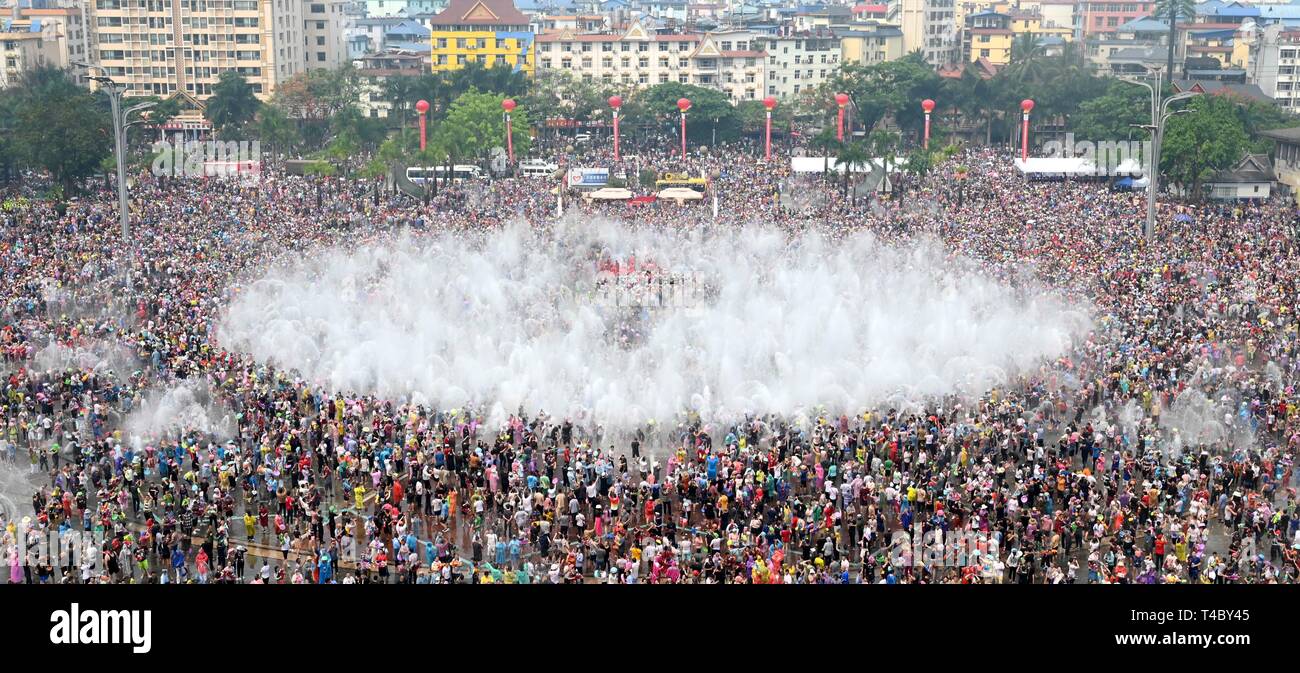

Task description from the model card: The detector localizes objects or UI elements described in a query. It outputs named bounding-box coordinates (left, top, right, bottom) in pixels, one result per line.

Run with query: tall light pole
left=76, top=63, right=153, bottom=239
left=75, top=61, right=152, bottom=289
left=1119, top=65, right=1163, bottom=129
left=1133, top=90, right=1198, bottom=242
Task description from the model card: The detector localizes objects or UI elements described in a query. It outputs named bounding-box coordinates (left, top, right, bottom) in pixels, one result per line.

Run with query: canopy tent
left=657, top=188, right=705, bottom=203
left=790, top=157, right=903, bottom=174
left=1014, top=157, right=1146, bottom=180
left=584, top=187, right=634, bottom=201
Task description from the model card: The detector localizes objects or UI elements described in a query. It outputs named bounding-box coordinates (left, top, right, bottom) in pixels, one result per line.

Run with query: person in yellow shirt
left=353, top=484, right=366, bottom=510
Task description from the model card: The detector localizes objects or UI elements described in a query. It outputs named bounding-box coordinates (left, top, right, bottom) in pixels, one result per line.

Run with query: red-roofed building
left=852, top=3, right=889, bottom=20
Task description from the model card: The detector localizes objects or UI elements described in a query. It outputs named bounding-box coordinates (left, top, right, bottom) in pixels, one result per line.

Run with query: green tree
left=1071, top=80, right=1152, bottom=142
left=828, top=54, right=942, bottom=140
left=254, top=104, right=301, bottom=158
left=437, top=90, right=532, bottom=165
left=205, top=71, right=260, bottom=137
left=1160, top=94, right=1248, bottom=198
left=809, top=126, right=841, bottom=177
left=7, top=67, right=111, bottom=193
left=835, top=140, right=871, bottom=202
left=634, top=82, right=740, bottom=144
left=943, top=63, right=994, bottom=144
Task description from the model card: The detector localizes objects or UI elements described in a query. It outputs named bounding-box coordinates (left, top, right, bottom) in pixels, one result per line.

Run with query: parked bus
left=406, top=165, right=482, bottom=184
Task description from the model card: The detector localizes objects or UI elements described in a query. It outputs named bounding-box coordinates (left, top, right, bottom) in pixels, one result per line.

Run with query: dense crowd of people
left=1, top=138, right=1298, bottom=584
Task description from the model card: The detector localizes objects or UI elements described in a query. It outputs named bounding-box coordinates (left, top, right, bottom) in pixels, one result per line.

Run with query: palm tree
left=1155, top=0, right=1195, bottom=84
left=810, top=127, right=841, bottom=178
left=945, top=64, right=992, bottom=144
left=383, top=75, right=420, bottom=130
left=835, top=141, right=871, bottom=203
left=1011, top=33, right=1040, bottom=65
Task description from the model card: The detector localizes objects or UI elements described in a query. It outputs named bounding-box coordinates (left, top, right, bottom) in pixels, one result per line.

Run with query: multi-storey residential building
left=962, top=10, right=1011, bottom=64
left=1022, top=0, right=1078, bottom=39
left=1, top=1, right=90, bottom=80
left=756, top=29, right=840, bottom=100
left=1, top=24, right=46, bottom=87
left=852, top=3, right=890, bottom=22
left=893, top=0, right=958, bottom=66
left=1242, top=22, right=1300, bottom=109
left=836, top=23, right=906, bottom=66
left=533, top=13, right=604, bottom=31
left=85, top=0, right=308, bottom=100
left=691, top=31, right=765, bottom=101
left=428, top=0, right=534, bottom=72
left=354, top=47, right=426, bottom=118
left=357, top=0, right=440, bottom=17
left=1078, top=0, right=1155, bottom=39
left=304, top=0, right=351, bottom=68
left=534, top=19, right=701, bottom=88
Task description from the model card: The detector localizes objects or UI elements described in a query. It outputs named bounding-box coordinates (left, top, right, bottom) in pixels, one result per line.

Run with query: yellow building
left=963, top=11, right=1013, bottom=64
left=429, top=0, right=535, bottom=74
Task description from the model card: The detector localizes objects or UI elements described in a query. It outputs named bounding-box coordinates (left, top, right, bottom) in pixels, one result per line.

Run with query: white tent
left=790, top=157, right=904, bottom=174
left=657, top=187, right=705, bottom=202
left=1014, top=157, right=1148, bottom=180
left=585, top=187, right=634, bottom=201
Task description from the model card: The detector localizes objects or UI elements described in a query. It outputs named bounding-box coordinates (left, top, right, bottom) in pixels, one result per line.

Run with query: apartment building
left=428, top=0, right=534, bottom=73
left=962, top=10, right=1012, bottom=64
left=1, top=1, right=89, bottom=77
left=1078, top=0, right=1155, bottom=38
left=534, top=19, right=701, bottom=88
left=1, top=26, right=44, bottom=87
left=1243, top=23, right=1300, bottom=110
left=304, top=0, right=350, bottom=68
left=893, top=0, right=958, bottom=66
left=692, top=30, right=765, bottom=102
left=756, top=29, right=841, bottom=100
left=836, top=23, right=906, bottom=66
left=85, top=0, right=307, bottom=100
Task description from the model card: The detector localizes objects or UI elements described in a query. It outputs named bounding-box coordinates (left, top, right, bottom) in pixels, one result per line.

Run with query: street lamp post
left=75, top=62, right=152, bottom=291
left=1133, top=90, right=1198, bottom=242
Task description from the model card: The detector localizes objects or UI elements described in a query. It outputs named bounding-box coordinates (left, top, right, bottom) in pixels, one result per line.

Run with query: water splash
left=124, top=380, right=235, bottom=445
left=218, top=220, right=1092, bottom=428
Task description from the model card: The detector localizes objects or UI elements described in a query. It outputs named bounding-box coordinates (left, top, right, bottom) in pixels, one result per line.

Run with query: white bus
left=519, top=160, right=559, bottom=177
left=406, top=165, right=482, bottom=184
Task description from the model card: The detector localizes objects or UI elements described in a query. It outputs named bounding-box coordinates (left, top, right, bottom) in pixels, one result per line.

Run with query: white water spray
left=218, top=220, right=1092, bottom=427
